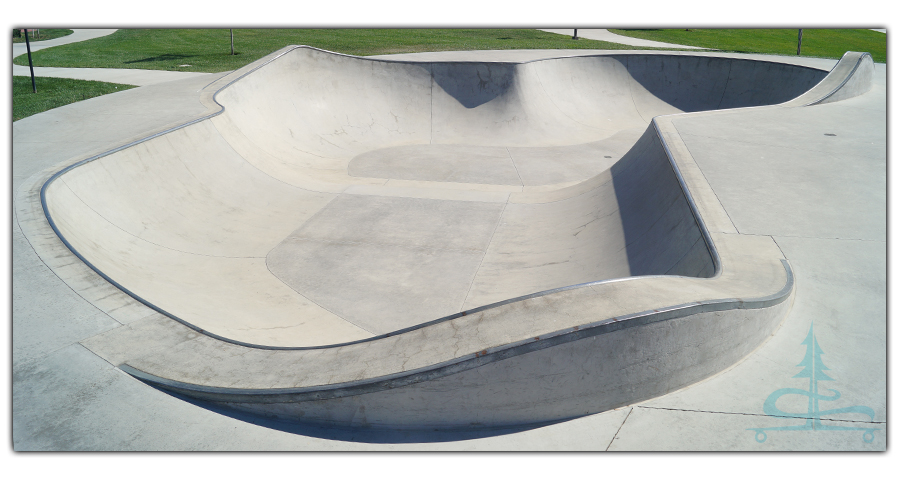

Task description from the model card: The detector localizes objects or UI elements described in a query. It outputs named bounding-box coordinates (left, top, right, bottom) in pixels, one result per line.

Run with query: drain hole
left=824, top=133, right=837, bottom=136
left=604, top=156, right=613, bottom=158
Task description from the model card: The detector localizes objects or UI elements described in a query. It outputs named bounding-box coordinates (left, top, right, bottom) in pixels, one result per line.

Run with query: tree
left=792, top=322, right=833, bottom=428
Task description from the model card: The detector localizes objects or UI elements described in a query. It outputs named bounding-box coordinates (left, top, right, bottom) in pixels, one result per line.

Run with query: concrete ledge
left=123, top=262, right=792, bottom=403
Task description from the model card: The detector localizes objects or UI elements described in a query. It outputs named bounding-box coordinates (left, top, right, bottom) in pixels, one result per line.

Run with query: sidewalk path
left=13, top=28, right=211, bottom=86
left=12, top=29, right=118, bottom=58
left=12, top=64, right=212, bottom=86
left=540, top=29, right=710, bottom=50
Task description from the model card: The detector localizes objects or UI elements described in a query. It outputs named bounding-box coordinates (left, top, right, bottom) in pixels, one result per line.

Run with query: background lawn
left=12, top=28, right=73, bottom=43
left=609, top=29, right=886, bottom=63
left=12, top=28, right=883, bottom=120
left=11, top=28, right=651, bottom=73
left=13, top=76, right=135, bottom=121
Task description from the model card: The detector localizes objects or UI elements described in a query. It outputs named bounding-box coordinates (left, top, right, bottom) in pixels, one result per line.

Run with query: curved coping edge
left=803, top=51, right=870, bottom=106
left=119, top=259, right=793, bottom=404
left=651, top=117, right=721, bottom=278
left=40, top=45, right=805, bottom=352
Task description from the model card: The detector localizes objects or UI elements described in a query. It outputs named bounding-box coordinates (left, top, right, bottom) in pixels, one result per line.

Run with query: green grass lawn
left=11, top=28, right=649, bottom=73
left=12, top=29, right=73, bottom=43
left=609, top=29, right=886, bottom=63
left=13, top=76, right=135, bottom=121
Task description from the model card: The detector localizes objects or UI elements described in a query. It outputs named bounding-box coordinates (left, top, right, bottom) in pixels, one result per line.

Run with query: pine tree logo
left=748, top=322, right=877, bottom=443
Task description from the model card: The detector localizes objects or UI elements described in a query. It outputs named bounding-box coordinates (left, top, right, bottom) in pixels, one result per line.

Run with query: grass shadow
left=125, top=53, right=196, bottom=64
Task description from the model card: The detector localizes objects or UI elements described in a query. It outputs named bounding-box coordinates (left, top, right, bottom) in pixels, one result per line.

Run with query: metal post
left=230, top=29, right=234, bottom=55
left=797, top=29, right=803, bottom=56
left=25, top=29, right=37, bottom=93
left=572, top=29, right=578, bottom=40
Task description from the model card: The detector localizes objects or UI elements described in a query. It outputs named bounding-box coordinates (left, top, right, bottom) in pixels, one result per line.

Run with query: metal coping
left=119, top=259, right=793, bottom=403
left=39, top=46, right=807, bottom=352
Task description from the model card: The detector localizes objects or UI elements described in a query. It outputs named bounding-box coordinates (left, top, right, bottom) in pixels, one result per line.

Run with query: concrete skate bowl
left=41, top=48, right=874, bottom=430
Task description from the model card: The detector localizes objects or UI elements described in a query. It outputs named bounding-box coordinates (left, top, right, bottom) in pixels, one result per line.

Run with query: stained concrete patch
left=12, top=220, right=121, bottom=366
left=80, top=313, right=202, bottom=367
left=12, top=343, right=347, bottom=451
left=267, top=194, right=505, bottom=333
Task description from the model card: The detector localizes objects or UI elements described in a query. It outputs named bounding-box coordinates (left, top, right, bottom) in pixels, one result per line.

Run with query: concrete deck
left=12, top=47, right=885, bottom=449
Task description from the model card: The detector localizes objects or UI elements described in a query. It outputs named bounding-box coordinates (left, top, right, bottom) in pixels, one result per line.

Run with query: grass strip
left=13, top=76, right=135, bottom=121
left=12, top=29, right=73, bottom=43
left=608, top=29, right=886, bottom=63
left=12, top=28, right=655, bottom=73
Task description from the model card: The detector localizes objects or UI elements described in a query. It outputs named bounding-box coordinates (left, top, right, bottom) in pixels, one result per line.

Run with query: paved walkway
left=12, top=64, right=212, bottom=86
left=540, top=29, right=709, bottom=49
left=12, top=29, right=118, bottom=58
left=13, top=28, right=211, bottom=86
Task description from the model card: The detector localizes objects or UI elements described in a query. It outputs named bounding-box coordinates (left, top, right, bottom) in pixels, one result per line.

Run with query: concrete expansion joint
left=460, top=201, right=508, bottom=309
left=605, top=407, right=634, bottom=451
left=262, top=256, right=376, bottom=337
left=760, top=233, right=885, bottom=243
left=278, top=235, right=486, bottom=255
left=637, top=405, right=886, bottom=425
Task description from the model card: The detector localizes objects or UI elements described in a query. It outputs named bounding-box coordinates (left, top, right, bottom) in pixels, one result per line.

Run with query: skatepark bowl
left=34, top=47, right=875, bottom=430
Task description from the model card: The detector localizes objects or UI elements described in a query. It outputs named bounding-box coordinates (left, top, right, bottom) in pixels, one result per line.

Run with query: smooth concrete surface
left=539, top=29, right=709, bottom=49
left=43, top=48, right=828, bottom=347
left=12, top=46, right=885, bottom=449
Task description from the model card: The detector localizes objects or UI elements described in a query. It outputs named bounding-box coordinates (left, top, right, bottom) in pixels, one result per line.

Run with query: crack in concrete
left=605, top=407, right=633, bottom=451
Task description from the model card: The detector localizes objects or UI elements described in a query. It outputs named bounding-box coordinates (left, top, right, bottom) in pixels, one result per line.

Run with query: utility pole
left=24, top=29, right=37, bottom=93
left=231, top=29, right=235, bottom=55
left=797, top=29, right=803, bottom=56
left=572, top=29, right=578, bottom=40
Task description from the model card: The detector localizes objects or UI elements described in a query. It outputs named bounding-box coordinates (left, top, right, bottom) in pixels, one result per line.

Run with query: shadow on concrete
left=161, top=388, right=571, bottom=444
left=431, top=62, right=514, bottom=109
left=610, top=126, right=715, bottom=278
left=610, top=54, right=826, bottom=113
